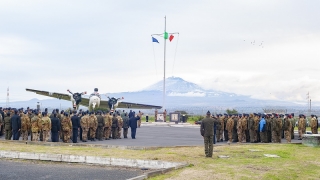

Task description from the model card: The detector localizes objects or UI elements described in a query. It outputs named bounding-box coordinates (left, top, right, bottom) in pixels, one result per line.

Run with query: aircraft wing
left=25, top=88, right=90, bottom=107
left=100, top=100, right=162, bottom=109
left=26, top=88, right=71, bottom=101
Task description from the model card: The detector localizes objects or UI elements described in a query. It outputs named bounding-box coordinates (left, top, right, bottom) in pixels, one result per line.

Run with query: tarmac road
left=0, top=124, right=302, bottom=147
left=0, top=159, right=143, bottom=180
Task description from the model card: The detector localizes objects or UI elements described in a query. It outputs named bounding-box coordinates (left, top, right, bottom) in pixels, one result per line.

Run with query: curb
left=0, top=139, right=200, bottom=150
left=0, top=150, right=187, bottom=170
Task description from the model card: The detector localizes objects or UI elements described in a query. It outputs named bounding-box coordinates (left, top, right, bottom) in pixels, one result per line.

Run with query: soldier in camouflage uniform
left=80, top=112, right=89, bottom=142
left=283, top=114, right=292, bottom=143
left=248, top=114, right=255, bottom=143
left=310, top=115, right=318, bottom=134
left=226, top=115, right=234, bottom=144
left=200, top=111, right=218, bottom=157
left=30, top=111, right=40, bottom=141
left=137, top=111, right=143, bottom=128
left=21, top=112, right=31, bottom=141
left=104, top=112, right=112, bottom=140
left=270, top=114, right=275, bottom=142
left=216, top=114, right=223, bottom=142
left=4, top=112, right=12, bottom=140
left=117, top=112, right=123, bottom=139
left=241, top=114, right=248, bottom=143
left=96, top=111, right=105, bottom=141
left=111, top=114, right=118, bottom=139
left=61, top=113, right=72, bottom=143
left=265, top=114, right=272, bottom=143
left=237, top=115, right=243, bottom=143
left=298, top=114, right=306, bottom=140
left=41, top=112, right=51, bottom=142
left=253, top=114, right=260, bottom=143
left=232, top=114, right=238, bottom=142
left=88, top=112, right=98, bottom=141
left=223, top=114, right=229, bottom=142
left=289, top=113, right=295, bottom=139
left=122, top=113, right=129, bottom=138
left=273, top=114, right=283, bottom=143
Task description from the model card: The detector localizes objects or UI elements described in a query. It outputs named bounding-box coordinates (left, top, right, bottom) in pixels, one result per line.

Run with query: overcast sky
left=0, top=0, right=319, bottom=105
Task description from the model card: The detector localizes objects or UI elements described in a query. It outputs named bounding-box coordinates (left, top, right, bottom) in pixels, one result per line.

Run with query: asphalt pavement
left=0, top=159, right=143, bottom=180
left=0, top=124, right=302, bottom=147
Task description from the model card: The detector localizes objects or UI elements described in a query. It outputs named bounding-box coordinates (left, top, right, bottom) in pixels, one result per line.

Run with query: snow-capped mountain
left=142, top=76, right=238, bottom=98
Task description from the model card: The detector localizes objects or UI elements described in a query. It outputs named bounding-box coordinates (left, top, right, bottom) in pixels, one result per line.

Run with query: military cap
left=206, top=111, right=211, bottom=115
left=311, top=114, right=315, bottom=117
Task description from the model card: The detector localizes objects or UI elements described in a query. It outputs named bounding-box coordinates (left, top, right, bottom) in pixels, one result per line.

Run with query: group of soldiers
left=213, top=113, right=319, bottom=144
left=0, top=107, right=143, bottom=143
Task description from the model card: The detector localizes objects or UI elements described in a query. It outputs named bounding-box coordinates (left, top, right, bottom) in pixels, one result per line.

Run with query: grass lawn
left=0, top=141, right=319, bottom=180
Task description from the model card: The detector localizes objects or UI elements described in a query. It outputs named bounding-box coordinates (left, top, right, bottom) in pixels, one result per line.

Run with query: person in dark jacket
left=122, top=113, right=129, bottom=138
left=11, top=110, right=21, bottom=140
left=71, top=111, right=80, bottom=143
left=50, top=113, right=61, bottom=142
left=129, top=112, right=140, bottom=139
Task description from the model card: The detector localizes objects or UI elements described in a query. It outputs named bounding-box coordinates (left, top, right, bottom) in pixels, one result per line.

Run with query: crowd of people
left=0, top=107, right=143, bottom=143
left=212, top=112, right=318, bottom=144
left=201, top=111, right=319, bottom=157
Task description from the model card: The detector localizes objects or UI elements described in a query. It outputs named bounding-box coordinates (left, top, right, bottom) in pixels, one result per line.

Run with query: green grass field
left=0, top=141, right=319, bottom=180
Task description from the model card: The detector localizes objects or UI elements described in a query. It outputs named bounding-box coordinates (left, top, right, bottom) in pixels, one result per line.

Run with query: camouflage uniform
left=241, top=116, right=248, bottom=143
left=232, top=116, right=238, bottom=142
left=298, top=116, right=306, bottom=139
left=41, top=116, right=51, bottom=142
left=310, top=116, right=318, bottom=134
left=290, top=117, right=296, bottom=139
left=104, top=114, right=112, bottom=140
left=61, top=116, right=72, bottom=143
left=216, top=116, right=223, bottom=142
left=4, top=115, right=12, bottom=140
left=117, top=115, right=123, bottom=139
left=266, top=116, right=272, bottom=143
left=21, top=114, right=31, bottom=141
left=122, top=115, right=129, bottom=138
left=283, top=117, right=292, bottom=143
left=89, top=114, right=98, bottom=140
left=111, top=115, right=118, bottom=139
left=226, top=116, right=234, bottom=143
left=248, top=114, right=255, bottom=143
left=237, top=117, right=243, bottom=143
left=96, top=114, right=105, bottom=140
left=253, top=115, right=260, bottom=142
left=223, top=115, right=229, bottom=141
left=137, top=111, right=143, bottom=128
left=30, top=115, right=40, bottom=141
left=273, top=117, right=282, bottom=143
left=80, top=114, right=89, bottom=141
left=270, top=116, right=275, bottom=142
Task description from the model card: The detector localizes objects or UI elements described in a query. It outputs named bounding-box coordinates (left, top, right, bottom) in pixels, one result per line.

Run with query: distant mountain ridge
left=0, top=76, right=308, bottom=114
